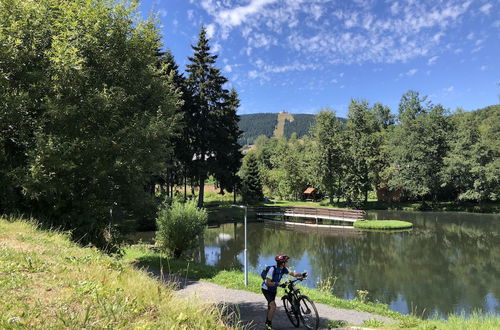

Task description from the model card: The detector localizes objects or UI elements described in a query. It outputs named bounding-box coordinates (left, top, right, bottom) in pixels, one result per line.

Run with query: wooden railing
left=252, top=206, right=365, bottom=221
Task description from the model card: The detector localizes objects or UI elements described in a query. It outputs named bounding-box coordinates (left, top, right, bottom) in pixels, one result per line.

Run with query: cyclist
left=262, top=254, right=307, bottom=329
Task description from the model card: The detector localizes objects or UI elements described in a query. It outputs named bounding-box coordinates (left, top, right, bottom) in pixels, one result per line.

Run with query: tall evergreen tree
left=240, top=152, right=263, bottom=203
left=212, top=89, right=243, bottom=196
left=185, top=27, right=241, bottom=207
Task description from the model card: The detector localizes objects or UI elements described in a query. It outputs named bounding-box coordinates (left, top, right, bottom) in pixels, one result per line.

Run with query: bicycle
left=280, top=278, right=319, bottom=329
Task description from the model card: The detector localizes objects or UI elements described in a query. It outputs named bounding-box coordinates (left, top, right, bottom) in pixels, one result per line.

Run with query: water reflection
left=201, top=211, right=500, bottom=318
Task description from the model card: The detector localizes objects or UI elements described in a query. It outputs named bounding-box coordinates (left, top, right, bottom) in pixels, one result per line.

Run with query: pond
left=200, top=210, right=500, bottom=319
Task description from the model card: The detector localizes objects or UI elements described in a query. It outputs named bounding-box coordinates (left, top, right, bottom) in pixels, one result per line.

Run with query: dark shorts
left=262, top=288, right=277, bottom=303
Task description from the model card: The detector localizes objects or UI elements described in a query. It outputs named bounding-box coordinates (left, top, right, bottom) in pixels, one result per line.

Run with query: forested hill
left=238, top=105, right=498, bottom=146
left=238, top=113, right=318, bottom=145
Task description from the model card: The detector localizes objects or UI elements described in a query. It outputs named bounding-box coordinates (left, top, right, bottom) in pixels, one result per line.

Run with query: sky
left=138, top=0, right=500, bottom=117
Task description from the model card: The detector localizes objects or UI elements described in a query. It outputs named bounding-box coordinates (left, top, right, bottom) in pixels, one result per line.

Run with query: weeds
left=317, top=275, right=338, bottom=294
left=328, top=319, right=348, bottom=328
left=356, top=289, right=369, bottom=303
left=362, top=318, right=385, bottom=327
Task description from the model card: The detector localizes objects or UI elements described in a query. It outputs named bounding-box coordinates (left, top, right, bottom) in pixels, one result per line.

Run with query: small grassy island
left=354, top=220, right=413, bottom=230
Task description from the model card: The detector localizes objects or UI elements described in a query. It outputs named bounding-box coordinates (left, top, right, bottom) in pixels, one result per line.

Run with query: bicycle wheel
left=298, top=296, right=319, bottom=330
left=282, top=296, right=300, bottom=327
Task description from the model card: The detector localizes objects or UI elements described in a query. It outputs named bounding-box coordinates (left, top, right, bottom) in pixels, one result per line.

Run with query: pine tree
left=185, top=27, right=241, bottom=207
left=240, top=153, right=263, bottom=203
left=212, top=89, right=243, bottom=196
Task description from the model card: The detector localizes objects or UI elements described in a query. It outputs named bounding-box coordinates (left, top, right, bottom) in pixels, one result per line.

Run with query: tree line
left=0, top=0, right=242, bottom=249
left=241, top=96, right=499, bottom=206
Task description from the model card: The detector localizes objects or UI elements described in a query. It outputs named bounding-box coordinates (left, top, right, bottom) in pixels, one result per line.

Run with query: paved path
left=149, top=269, right=394, bottom=330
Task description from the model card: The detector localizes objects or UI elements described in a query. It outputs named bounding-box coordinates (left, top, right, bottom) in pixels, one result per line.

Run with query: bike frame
left=283, top=278, right=303, bottom=311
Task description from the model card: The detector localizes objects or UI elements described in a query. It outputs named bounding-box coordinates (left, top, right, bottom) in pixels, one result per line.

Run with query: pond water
left=200, top=210, right=500, bottom=318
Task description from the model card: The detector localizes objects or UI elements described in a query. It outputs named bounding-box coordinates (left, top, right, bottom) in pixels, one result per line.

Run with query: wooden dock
left=253, top=206, right=366, bottom=224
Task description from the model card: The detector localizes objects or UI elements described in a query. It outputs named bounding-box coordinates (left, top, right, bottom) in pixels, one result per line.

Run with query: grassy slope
left=0, top=217, right=233, bottom=329
left=124, top=245, right=500, bottom=330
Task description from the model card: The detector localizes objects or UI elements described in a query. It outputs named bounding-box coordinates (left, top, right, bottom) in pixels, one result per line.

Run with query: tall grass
left=0, top=217, right=235, bottom=329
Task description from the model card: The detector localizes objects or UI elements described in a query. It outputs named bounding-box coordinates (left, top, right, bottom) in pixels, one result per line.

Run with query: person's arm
left=265, top=277, right=280, bottom=287
left=290, top=270, right=308, bottom=278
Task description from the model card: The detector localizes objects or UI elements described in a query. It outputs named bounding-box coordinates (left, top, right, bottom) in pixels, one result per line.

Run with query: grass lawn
left=0, top=217, right=234, bottom=329
left=354, top=220, right=413, bottom=230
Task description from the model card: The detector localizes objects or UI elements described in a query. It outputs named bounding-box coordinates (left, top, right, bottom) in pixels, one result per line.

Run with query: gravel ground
left=149, top=269, right=395, bottom=329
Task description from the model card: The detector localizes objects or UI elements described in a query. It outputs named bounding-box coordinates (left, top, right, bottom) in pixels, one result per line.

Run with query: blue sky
left=138, top=0, right=499, bottom=117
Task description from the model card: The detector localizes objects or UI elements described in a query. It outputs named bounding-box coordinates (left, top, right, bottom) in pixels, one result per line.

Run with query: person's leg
left=267, top=300, right=276, bottom=321
left=262, top=289, right=276, bottom=328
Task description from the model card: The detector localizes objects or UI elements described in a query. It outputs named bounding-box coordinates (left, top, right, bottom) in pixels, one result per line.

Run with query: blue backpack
left=261, top=265, right=274, bottom=280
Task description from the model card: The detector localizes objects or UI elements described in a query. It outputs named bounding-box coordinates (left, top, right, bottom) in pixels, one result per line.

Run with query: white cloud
left=197, top=0, right=477, bottom=67
left=400, top=68, right=418, bottom=77
left=407, top=69, right=418, bottom=76
left=443, top=86, right=454, bottom=92
left=224, top=64, right=232, bottom=73
left=187, top=10, right=194, bottom=21
left=390, top=2, right=400, bottom=15
left=248, top=33, right=277, bottom=49
left=480, top=65, right=487, bottom=71
left=216, top=0, right=278, bottom=28
left=427, top=56, right=439, bottom=65
left=157, top=9, right=167, bottom=18
left=248, top=70, right=259, bottom=79
left=206, top=24, right=216, bottom=38
left=212, top=41, right=221, bottom=53
left=479, top=3, right=493, bottom=14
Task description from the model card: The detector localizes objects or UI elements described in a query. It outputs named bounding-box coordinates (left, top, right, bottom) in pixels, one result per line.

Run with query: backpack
left=261, top=266, right=274, bottom=280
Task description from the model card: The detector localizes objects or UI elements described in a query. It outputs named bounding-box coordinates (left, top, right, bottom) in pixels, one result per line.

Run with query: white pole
left=244, top=205, right=248, bottom=286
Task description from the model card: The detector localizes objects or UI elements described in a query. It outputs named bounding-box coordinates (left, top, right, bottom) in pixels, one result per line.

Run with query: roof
left=303, top=188, right=316, bottom=194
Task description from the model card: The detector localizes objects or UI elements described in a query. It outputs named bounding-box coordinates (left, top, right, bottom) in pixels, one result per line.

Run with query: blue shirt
left=262, top=266, right=289, bottom=292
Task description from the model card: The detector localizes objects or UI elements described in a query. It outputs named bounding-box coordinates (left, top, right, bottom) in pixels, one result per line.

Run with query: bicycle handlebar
left=280, top=277, right=306, bottom=288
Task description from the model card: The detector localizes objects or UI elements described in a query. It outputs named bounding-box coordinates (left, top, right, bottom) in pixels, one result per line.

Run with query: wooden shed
left=303, top=187, right=318, bottom=201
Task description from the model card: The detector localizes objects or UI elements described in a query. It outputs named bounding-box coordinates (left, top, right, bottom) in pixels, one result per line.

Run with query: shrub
left=155, top=199, right=207, bottom=259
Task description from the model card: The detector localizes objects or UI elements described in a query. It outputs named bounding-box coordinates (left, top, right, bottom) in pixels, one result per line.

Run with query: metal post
left=244, top=205, right=248, bottom=287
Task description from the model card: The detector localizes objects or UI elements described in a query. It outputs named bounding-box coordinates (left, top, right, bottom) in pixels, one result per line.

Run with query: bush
left=155, top=199, right=207, bottom=259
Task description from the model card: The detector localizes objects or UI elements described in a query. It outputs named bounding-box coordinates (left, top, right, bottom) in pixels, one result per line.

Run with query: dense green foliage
left=0, top=0, right=182, bottom=248
left=156, top=199, right=207, bottom=258
left=244, top=97, right=499, bottom=207
left=0, top=0, right=242, bottom=248
left=310, top=110, right=344, bottom=203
